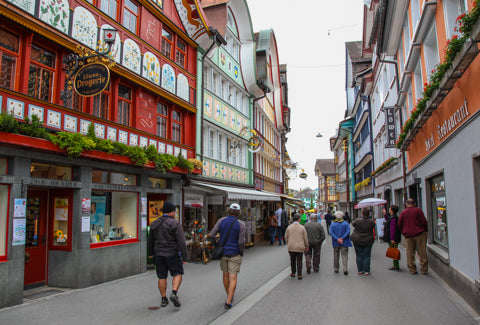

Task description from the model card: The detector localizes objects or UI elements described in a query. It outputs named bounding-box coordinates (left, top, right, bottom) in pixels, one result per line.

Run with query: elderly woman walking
left=285, top=213, right=309, bottom=280
left=351, top=208, right=376, bottom=275
left=330, top=211, right=352, bottom=275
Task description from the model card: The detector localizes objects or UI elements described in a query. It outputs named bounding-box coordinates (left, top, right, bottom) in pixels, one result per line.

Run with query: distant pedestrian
left=351, top=208, right=376, bottom=275
left=304, top=213, right=325, bottom=273
left=281, top=207, right=289, bottom=236
left=324, top=209, right=334, bottom=235
left=267, top=210, right=278, bottom=246
left=398, top=199, right=428, bottom=275
left=382, top=205, right=402, bottom=271
left=285, top=213, right=309, bottom=280
left=330, top=211, right=352, bottom=275
left=147, top=201, right=188, bottom=308
left=344, top=211, right=351, bottom=224
left=209, top=203, right=246, bottom=309
left=275, top=203, right=286, bottom=245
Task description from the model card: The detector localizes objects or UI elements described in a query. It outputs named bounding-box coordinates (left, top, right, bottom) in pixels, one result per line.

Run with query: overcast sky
left=247, top=0, right=364, bottom=190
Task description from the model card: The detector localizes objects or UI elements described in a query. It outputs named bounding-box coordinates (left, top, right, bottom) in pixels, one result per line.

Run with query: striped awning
left=191, top=182, right=281, bottom=201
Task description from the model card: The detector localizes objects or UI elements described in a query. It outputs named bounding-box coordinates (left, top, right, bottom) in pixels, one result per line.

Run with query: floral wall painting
left=7, top=0, right=35, bottom=15
left=39, top=0, right=70, bottom=34
left=122, top=39, right=141, bottom=74
left=161, top=64, right=176, bottom=94
left=100, top=24, right=121, bottom=63
left=176, top=74, right=189, bottom=102
left=142, top=52, right=161, bottom=84
left=72, top=7, right=98, bottom=49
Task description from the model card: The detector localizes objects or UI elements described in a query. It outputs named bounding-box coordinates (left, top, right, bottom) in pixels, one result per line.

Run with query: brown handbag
left=386, top=247, right=401, bottom=260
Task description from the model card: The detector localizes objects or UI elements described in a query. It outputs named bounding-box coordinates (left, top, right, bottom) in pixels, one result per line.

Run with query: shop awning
left=259, top=190, right=306, bottom=206
left=191, top=182, right=281, bottom=201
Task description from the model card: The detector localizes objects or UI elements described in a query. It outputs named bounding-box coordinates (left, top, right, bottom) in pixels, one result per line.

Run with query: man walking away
left=147, top=201, right=188, bottom=308
left=285, top=213, right=309, bottom=280
left=275, top=203, right=285, bottom=245
left=281, top=207, right=289, bottom=242
left=398, top=199, right=428, bottom=275
left=324, top=209, right=333, bottom=235
left=209, top=203, right=246, bottom=309
left=304, top=213, right=325, bottom=273
left=330, top=211, right=352, bottom=275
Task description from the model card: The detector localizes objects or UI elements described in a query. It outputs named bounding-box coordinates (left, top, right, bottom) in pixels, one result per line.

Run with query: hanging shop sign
left=384, top=106, right=397, bottom=148
left=74, top=63, right=110, bottom=97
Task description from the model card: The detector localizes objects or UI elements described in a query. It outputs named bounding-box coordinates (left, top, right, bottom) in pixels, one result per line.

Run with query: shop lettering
left=76, top=73, right=106, bottom=88
left=425, top=132, right=435, bottom=152
left=436, top=98, right=469, bottom=141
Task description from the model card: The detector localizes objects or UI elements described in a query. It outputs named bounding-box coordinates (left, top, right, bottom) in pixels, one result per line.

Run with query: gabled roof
left=314, top=159, right=335, bottom=175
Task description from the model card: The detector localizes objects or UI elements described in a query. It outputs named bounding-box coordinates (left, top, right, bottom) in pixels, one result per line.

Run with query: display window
left=430, top=174, right=448, bottom=248
left=92, top=170, right=136, bottom=186
left=0, top=185, right=9, bottom=261
left=31, top=162, right=72, bottom=180
left=49, top=190, right=73, bottom=251
left=90, top=191, right=138, bottom=247
left=0, top=158, right=6, bottom=174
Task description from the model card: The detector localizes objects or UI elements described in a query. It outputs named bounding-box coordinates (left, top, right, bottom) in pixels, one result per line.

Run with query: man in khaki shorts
left=209, top=203, right=246, bottom=309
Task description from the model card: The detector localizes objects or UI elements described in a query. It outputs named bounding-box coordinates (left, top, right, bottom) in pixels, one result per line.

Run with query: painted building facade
left=0, top=0, right=212, bottom=308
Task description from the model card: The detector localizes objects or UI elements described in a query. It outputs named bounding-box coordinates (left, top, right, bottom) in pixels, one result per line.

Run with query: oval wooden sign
left=74, top=63, right=110, bottom=97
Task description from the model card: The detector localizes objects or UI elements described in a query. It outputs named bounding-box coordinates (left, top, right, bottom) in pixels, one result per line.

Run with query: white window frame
left=403, top=14, right=411, bottom=57
left=444, top=0, right=468, bottom=39
left=411, top=0, right=421, bottom=33
left=424, top=23, right=440, bottom=80
left=413, top=60, right=423, bottom=104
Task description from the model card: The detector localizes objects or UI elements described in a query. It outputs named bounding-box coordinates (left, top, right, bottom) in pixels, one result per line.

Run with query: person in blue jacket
left=330, top=211, right=352, bottom=275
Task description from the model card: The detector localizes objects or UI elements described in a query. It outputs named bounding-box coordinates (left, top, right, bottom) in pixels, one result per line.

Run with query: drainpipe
left=378, top=56, right=407, bottom=204
left=251, top=94, right=266, bottom=187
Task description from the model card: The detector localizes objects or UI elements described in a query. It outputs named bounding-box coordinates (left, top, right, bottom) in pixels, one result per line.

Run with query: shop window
left=117, top=84, right=132, bottom=126
left=430, top=174, right=448, bottom=248
left=28, top=44, right=56, bottom=102
left=90, top=191, right=138, bottom=244
left=92, top=170, right=137, bottom=186
left=175, top=39, right=186, bottom=68
left=161, top=28, right=173, bottom=60
left=0, top=28, right=19, bottom=90
left=147, top=177, right=167, bottom=188
left=172, top=110, right=182, bottom=143
left=51, top=195, right=71, bottom=249
left=100, top=0, right=119, bottom=20
left=0, top=158, right=7, bottom=174
left=0, top=185, right=8, bottom=260
left=93, top=84, right=110, bottom=119
left=30, top=162, right=72, bottom=180
left=123, top=0, right=138, bottom=34
left=156, top=102, right=167, bottom=138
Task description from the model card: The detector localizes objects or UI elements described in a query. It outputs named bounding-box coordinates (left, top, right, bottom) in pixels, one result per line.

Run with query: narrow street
left=1, top=221, right=478, bottom=325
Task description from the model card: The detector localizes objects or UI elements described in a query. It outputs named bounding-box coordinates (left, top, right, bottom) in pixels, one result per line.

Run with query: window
left=403, top=14, right=411, bottom=57
left=208, top=129, right=215, bottom=158
left=0, top=28, right=19, bottom=90
left=93, top=84, right=111, bottom=119
left=424, top=23, right=440, bottom=79
left=92, top=170, right=137, bottom=185
left=175, top=39, right=186, bottom=68
left=0, top=185, right=8, bottom=259
left=413, top=60, right=423, bottom=104
left=100, top=0, right=118, bottom=20
left=205, top=66, right=213, bottom=91
left=117, top=85, right=132, bottom=126
left=30, top=162, right=72, bottom=180
left=171, top=110, right=181, bottom=143
left=411, top=0, right=421, bottom=32
left=64, top=79, right=85, bottom=112
left=161, top=28, right=173, bottom=59
left=398, top=39, right=405, bottom=76
left=430, top=174, right=448, bottom=248
left=444, top=0, right=468, bottom=39
left=156, top=102, right=167, bottom=138
left=90, top=191, right=138, bottom=244
left=218, top=134, right=224, bottom=161
left=0, top=158, right=6, bottom=174
left=28, top=44, right=55, bottom=101
left=123, top=0, right=138, bottom=34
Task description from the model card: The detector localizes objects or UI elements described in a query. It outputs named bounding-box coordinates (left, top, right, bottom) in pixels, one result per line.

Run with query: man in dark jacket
left=209, top=203, right=246, bottom=310
left=304, top=213, right=325, bottom=273
left=148, top=201, right=188, bottom=308
left=324, top=210, right=333, bottom=235
left=398, top=199, right=428, bottom=275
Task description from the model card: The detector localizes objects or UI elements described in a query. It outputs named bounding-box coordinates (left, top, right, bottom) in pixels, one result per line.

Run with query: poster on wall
left=82, top=198, right=91, bottom=214
left=148, top=200, right=163, bottom=224
left=81, top=216, right=90, bottom=232
left=54, top=198, right=69, bottom=221
left=91, top=196, right=106, bottom=228
left=12, top=218, right=26, bottom=245
left=14, top=198, right=26, bottom=218
left=141, top=197, right=147, bottom=215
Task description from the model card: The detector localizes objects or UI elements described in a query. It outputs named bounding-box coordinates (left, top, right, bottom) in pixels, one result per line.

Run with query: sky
left=247, top=0, right=364, bottom=190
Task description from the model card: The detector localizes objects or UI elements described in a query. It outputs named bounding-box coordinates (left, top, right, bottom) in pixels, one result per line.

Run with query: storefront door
left=25, top=189, right=48, bottom=287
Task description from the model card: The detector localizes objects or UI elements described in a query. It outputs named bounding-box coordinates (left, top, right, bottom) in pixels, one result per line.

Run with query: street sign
left=384, top=106, right=397, bottom=148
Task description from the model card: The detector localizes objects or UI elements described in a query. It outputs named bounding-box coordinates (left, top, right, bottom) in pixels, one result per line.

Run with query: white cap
left=229, top=203, right=241, bottom=210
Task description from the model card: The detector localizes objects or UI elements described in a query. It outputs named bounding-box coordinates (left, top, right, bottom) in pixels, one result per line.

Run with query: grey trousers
left=305, top=244, right=322, bottom=272
left=333, top=246, right=349, bottom=272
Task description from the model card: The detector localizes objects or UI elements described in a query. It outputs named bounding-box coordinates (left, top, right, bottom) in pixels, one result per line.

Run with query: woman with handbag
left=351, top=208, right=376, bottom=275
left=383, top=205, right=401, bottom=271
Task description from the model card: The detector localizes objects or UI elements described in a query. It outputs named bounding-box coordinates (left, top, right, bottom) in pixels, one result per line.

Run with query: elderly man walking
left=304, top=213, right=325, bottom=273
left=330, top=211, right=352, bottom=275
left=285, top=213, right=309, bottom=280
left=398, top=199, right=428, bottom=275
